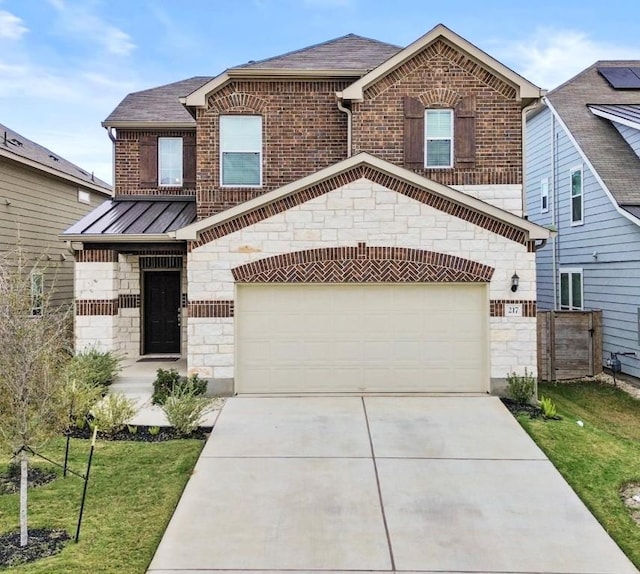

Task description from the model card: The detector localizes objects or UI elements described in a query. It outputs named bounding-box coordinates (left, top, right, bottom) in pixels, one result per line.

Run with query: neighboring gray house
left=0, top=123, right=112, bottom=308
left=526, top=61, right=640, bottom=378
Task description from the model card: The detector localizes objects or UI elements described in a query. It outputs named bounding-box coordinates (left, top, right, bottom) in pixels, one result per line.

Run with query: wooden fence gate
left=537, top=310, right=603, bottom=381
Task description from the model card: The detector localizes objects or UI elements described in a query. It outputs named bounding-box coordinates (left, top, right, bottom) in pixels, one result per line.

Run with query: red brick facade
left=111, top=41, right=525, bottom=218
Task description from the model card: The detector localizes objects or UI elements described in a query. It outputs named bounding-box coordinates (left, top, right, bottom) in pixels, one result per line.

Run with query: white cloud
left=502, top=28, right=640, bottom=90
left=0, top=10, right=28, bottom=39
left=46, top=0, right=65, bottom=10
left=102, top=25, right=136, bottom=56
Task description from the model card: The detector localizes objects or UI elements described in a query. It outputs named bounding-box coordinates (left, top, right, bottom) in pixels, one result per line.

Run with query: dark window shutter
left=183, top=134, right=196, bottom=189
left=403, top=96, right=424, bottom=170
left=454, top=95, right=476, bottom=167
left=139, top=135, right=158, bottom=188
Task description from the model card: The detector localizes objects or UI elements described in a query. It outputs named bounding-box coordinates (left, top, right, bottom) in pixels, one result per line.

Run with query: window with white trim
left=30, top=271, right=43, bottom=316
left=158, top=137, right=183, bottom=187
left=559, top=268, right=583, bottom=310
left=424, top=109, right=453, bottom=168
left=540, top=178, right=549, bottom=213
left=220, top=115, right=262, bottom=186
left=570, top=166, right=583, bottom=225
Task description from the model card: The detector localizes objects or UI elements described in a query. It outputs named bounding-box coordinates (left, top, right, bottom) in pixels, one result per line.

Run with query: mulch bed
left=500, top=397, right=544, bottom=419
left=0, top=466, right=57, bottom=495
left=65, top=424, right=212, bottom=442
left=0, top=528, right=70, bottom=569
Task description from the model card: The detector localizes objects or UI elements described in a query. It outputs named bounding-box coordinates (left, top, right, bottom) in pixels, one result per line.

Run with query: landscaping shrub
left=506, top=368, right=536, bottom=404
left=90, top=393, right=138, bottom=435
left=62, top=378, right=105, bottom=429
left=152, top=368, right=207, bottom=405
left=64, top=347, right=121, bottom=389
left=161, top=387, right=213, bottom=436
left=539, top=395, right=558, bottom=419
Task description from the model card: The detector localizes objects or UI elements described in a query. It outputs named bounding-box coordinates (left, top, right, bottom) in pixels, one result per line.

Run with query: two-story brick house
left=64, top=24, right=551, bottom=395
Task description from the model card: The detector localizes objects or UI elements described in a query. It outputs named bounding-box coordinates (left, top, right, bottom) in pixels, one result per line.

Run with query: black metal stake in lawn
left=75, top=426, right=97, bottom=543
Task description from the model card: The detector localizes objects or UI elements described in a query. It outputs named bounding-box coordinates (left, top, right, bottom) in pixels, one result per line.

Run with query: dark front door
left=144, top=271, right=181, bottom=354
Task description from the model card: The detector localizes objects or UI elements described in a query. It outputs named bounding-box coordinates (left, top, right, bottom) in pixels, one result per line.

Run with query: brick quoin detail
left=188, top=300, right=235, bottom=318
left=191, top=165, right=527, bottom=249
left=490, top=300, right=536, bottom=317
left=232, top=245, right=495, bottom=284
left=76, top=299, right=119, bottom=315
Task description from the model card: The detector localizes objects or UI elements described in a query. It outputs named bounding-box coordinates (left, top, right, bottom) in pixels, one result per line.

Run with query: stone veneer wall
left=187, top=177, right=536, bottom=393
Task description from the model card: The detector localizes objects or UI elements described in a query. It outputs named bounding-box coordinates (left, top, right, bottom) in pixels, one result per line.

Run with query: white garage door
left=236, top=283, right=489, bottom=394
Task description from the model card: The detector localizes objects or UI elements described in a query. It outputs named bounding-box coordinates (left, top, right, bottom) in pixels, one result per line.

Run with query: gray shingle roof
left=104, top=35, right=401, bottom=125
left=0, top=122, right=111, bottom=193
left=232, top=34, right=401, bottom=71
left=103, top=77, right=213, bottom=126
left=63, top=199, right=196, bottom=237
left=547, top=61, right=640, bottom=206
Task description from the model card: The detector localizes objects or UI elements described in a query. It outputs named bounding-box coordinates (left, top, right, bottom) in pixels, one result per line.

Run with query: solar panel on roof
left=598, top=67, right=640, bottom=89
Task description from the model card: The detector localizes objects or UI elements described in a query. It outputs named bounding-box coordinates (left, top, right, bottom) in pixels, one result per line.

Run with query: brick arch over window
left=232, top=244, right=494, bottom=283
left=418, top=88, right=460, bottom=107
left=207, top=92, right=268, bottom=114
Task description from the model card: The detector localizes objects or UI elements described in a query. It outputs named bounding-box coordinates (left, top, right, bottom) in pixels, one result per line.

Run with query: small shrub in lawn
left=539, top=395, right=559, bottom=419
left=148, top=426, right=160, bottom=436
left=506, top=368, right=536, bottom=405
left=152, top=368, right=207, bottom=405
left=90, top=393, right=138, bottom=435
left=64, top=346, right=121, bottom=389
left=62, top=377, right=104, bottom=429
left=162, top=386, right=214, bottom=436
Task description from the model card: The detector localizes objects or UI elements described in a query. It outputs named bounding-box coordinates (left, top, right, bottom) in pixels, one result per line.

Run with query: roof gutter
left=101, top=121, right=195, bottom=129
left=60, top=233, right=181, bottom=243
left=545, top=97, right=640, bottom=229
left=0, top=147, right=112, bottom=196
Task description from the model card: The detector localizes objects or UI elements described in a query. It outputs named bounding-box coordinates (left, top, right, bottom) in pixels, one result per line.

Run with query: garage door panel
left=237, top=284, right=488, bottom=393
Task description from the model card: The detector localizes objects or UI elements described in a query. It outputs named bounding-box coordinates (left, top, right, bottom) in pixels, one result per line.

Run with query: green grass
left=0, top=437, right=203, bottom=573
left=519, top=381, right=640, bottom=568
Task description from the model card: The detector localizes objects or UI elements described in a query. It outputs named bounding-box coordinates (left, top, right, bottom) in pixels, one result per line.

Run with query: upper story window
left=424, top=109, right=453, bottom=168
left=220, top=115, right=262, bottom=187
left=540, top=178, right=549, bottom=213
left=570, top=166, right=583, bottom=225
left=559, top=268, right=583, bottom=310
left=158, top=137, right=183, bottom=187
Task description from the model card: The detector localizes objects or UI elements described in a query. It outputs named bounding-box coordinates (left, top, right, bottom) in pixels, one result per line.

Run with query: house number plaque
left=505, top=304, right=523, bottom=317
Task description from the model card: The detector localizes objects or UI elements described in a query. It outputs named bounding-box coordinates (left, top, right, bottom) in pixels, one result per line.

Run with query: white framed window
left=559, top=268, right=583, bottom=310
left=424, top=109, right=453, bottom=168
left=220, top=115, right=262, bottom=186
left=540, top=178, right=549, bottom=213
left=158, top=137, right=183, bottom=187
left=78, top=189, right=91, bottom=204
left=570, top=166, right=583, bottom=225
left=30, top=271, right=43, bottom=316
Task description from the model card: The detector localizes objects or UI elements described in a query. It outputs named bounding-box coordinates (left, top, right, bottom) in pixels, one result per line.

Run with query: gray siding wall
left=526, top=106, right=640, bottom=378
left=613, top=121, right=640, bottom=158
left=0, top=158, right=107, bottom=307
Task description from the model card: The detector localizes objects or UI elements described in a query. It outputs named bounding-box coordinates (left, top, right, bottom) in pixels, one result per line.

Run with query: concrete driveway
left=148, top=396, right=638, bottom=574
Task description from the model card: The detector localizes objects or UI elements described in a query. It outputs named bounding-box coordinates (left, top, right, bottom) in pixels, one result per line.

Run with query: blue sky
left=1, top=0, right=639, bottom=184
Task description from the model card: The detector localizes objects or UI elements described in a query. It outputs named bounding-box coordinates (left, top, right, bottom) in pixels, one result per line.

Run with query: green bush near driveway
left=152, top=369, right=207, bottom=406
left=0, top=437, right=203, bottom=573
left=64, top=348, right=121, bottom=390
left=517, top=381, right=640, bottom=569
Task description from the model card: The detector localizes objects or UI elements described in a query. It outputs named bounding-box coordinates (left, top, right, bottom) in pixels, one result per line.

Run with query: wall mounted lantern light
left=510, top=272, right=519, bottom=293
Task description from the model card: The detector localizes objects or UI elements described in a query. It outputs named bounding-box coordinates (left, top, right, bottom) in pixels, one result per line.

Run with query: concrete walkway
left=110, top=358, right=220, bottom=427
left=148, top=395, right=638, bottom=574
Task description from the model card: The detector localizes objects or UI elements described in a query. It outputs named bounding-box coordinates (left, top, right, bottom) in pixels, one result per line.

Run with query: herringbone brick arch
left=232, top=244, right=494, bottom=283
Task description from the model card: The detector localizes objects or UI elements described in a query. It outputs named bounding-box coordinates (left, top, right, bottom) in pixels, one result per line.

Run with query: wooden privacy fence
left=537, top=310, right=603, bottom=381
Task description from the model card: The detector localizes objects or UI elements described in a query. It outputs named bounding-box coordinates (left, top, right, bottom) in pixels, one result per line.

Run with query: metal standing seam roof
left=546, top=61, right=640, bottom=207
left=0, top=122, right=111, bottom=193
left=63, top=200, right=197, bottom=237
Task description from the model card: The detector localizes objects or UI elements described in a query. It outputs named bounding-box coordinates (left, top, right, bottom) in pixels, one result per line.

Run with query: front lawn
left=0, top=437, right=203, bottom=573
left=518, top=381, right=640, bottom=568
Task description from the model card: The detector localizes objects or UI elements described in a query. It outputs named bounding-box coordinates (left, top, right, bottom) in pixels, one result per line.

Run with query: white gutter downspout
left=336, top=95, right=352, bottom=157
left=104, top=126, right=116, bottom=194
left=521, top=98, right=543, bottom=218
left=550, top=103, right=558, bottom=310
